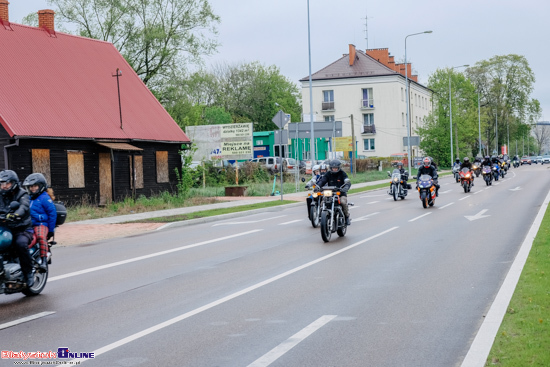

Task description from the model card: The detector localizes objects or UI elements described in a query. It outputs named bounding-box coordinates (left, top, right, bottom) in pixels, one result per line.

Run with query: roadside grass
left=486, top=204, right=550, bottom=366
left=126, top=200, right=297, bottom=223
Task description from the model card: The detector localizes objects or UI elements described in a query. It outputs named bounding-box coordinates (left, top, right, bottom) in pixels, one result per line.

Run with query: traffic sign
left=272, top=110, right=290, bottom=129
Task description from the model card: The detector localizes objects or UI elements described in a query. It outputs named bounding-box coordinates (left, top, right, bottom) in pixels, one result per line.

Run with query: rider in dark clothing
left=459, top=157, right=474, bottom=185
left=416, top=157, right=439, bottom=196
left=316, top=160, right=352, bottom=225
left=0, top=170, right=35, bottom=288
left=390, top=162, right=410, bottom=193
left=481, top=156, right=492, bottom=168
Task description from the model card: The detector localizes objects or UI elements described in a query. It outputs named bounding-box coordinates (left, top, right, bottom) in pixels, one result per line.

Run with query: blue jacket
left=30, top=191, right=57, bottom=233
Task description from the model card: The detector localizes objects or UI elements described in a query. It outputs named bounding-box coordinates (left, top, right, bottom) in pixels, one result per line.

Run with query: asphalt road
left=1, top=164, right=549, bottom=367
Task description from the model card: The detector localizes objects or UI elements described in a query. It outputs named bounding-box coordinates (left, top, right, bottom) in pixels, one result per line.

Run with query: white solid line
left=354, top=212, right=380, bottom=222
left=459, top=196, right=471, bottom=201
left=49, top=230, right=263, bottom=282
left=279, top=220, right=302, bottom=225
left=0, top=312, right=55, bottom=330
left=70, top=227, right=399, bottom=364
left=213, top=215, right=287, bottom=226
left=247, top=315, right=337, bottom=367
left=461, top=187, right=550, bottom=367
left=409, top=212, right=432, bottom=222
left=439, top=202, right=454, bottom=209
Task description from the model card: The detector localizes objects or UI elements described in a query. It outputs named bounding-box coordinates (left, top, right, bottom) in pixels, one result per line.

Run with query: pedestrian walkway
left=55, top=178, right=390, bottom=246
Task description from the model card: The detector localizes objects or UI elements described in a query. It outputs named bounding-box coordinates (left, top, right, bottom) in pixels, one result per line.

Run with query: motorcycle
left=0, top=201, right=66, bottom=297
left=500, top=161, right=507, bottom=178
left=414, top=174, right=436, bottom=208
left=492, top=163, right=500, bottom=181
left=513, top=159, right=520, bottom=168
left=472, top=163, right=481, bottom=177
left=482, top=166, right=493, bottom=186
left=318, top=185, right=352, bottom=243
left=306, top=185, right=322, bottom=228
left=387, top=169, right=409, bottom=201
left=459, top=167, right=473, bottom=193
left=452, top=164, right=461, bottom=183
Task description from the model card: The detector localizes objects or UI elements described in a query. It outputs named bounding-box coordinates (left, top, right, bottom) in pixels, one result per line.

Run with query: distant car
left=249, top=156, right=285, bottom=173
left=283, top=158, right=298, bottom=173
left=535, top=156, right=543, bottom=164
left=520, top=156, right=532, bottom=165
left=542, top=155, right=550, bottom=164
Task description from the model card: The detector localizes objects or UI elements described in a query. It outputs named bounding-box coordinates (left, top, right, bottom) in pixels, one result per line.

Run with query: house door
left=99, top=152, right=112, bottom=205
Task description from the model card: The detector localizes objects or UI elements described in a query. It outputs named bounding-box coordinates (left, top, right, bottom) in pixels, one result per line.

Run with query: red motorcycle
left=459, top=167, right=473, bottom=193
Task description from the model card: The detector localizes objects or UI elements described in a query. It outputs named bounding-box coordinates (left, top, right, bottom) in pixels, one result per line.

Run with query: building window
left=156, top=151, right=169, bottom=183
left=129, top=155, right=144, bottom=189
left=363, top=138, right=375, bottom=151
left=67, top=151, right=85, bottom=188
left=362, top=88, right=373, bottom=108
left=324, top=115, right=335, bottom=122
left=322, top=90, right=334, bottom=110
left=401, top=87, right=404, bottom=101
left=363, top=113, right=374, bottom=126
left=32, top=149, right=51, bottom=184
left=402, top=113, right=405, bottom=126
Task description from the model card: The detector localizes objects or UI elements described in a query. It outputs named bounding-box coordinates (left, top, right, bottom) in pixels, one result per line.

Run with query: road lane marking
left=474, top=190, right=482, bottom=194
left=461, top=186, right=550, bottom=366
left=247, top=315, right=337, bottom=367
left=367, top=201, right=379, bottom=204
left=49, top=230, right=263, bottom=282
left=409, top=213, right=432, bottom=222
left=440, top=190, right=452, bottom=194
left=459, top=196, right=471, bottom=201
left=213, top=215, right=287, bottom=226
left=71, top=227, right=399, bottom=364
left=0, top=312, right=55, bottom=330
left=359, top=193, right=387, bottom=198
left=354, top=212, right=380, bottom=222
left=439, top=202, right=454, bottom=209
left=279, top=220, right=302, bottom=225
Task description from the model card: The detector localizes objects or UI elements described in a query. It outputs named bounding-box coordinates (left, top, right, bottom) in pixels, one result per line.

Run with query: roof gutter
left=4, top=137, right=19, bottom=170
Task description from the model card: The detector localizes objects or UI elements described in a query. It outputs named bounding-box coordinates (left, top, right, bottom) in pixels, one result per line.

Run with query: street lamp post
left=307, top=0, right=315, bottom=162
left=448, top=64, right=468, bottom=165
left=478, top=93, right=482, bottom=156
left=405, top=30, right=432, bottom=174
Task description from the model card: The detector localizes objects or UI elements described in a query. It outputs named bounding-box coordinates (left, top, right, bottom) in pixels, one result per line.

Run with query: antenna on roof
left=363, top=8, right=373, bottom=50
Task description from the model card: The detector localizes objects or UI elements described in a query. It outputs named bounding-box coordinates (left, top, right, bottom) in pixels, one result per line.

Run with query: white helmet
left=312, top=164, right=320, bottom=174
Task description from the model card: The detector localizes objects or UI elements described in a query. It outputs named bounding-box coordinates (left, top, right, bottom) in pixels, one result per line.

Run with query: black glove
left=6, top=213, right=18, bottom=221
left=47, top=232, right=54, bottom=240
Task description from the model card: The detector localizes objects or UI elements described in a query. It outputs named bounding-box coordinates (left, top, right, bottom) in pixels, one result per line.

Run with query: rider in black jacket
left=416, top=157, right=439, bottom=196
left=316, top=160, right=352, bottom=225
left=0, top=170, right=35, bottom=287
left=459, top=157, right=474, bottom=185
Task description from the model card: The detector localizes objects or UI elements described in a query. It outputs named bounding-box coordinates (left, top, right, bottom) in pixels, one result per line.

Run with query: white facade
left=301, top=75, right=432, bottom=158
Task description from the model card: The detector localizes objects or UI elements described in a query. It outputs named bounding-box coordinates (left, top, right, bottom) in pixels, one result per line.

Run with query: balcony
left=322, top=101, right=335, bottom=111
left=361, top=98, right=374, bottom=109
left=362, top=124, right=376, bottom=134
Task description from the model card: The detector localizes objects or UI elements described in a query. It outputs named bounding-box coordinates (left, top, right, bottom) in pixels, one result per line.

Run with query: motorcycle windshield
left=461, top=168, right=470, bottom=173
left=392, top=169, right=401, bottom=180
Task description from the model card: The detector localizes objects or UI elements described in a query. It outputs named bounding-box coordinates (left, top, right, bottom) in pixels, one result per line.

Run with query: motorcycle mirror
left=9, top=201, right=20, bottom=210
left=301, top=178, right=306, bottom=182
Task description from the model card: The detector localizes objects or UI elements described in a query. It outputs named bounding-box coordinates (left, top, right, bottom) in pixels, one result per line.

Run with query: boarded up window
left=129, top=155, right=144, bottom=189
left=156, top=151, right=169, bottom=183
left=32, top=149, right=51, bottom=184
left=67, top=151, right=85, bottom=188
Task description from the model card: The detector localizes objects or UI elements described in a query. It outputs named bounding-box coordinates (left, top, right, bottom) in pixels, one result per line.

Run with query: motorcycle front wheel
left=310, top=205, right=319, bottom=228
left=393, top=184, right=398, bottom=201
left=320, top=211, right=332, bottom=243
left=463, top=182, right=468, bottom=193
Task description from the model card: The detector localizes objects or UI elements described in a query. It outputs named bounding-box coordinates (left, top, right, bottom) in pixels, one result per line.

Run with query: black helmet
left=455, top=158, right=460, bottom=163
left=397, top=161, right=403, bottom=168
left=329, top=159, right=341, bottom=172
left=23, top=173, right=48, bottom=199
left=464, top=157, right=469, bottom=163
left=0, top=170, right=20, bottom=195
left=485, top=155, right=490, bottom=159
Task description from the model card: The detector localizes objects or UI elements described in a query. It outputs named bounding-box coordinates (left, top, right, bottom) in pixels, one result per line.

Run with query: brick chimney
left=38, top=9, right=55, bottom=31
left=349, top=44, right=357, bottom=66
left=0, top=0, right=9, bottom=23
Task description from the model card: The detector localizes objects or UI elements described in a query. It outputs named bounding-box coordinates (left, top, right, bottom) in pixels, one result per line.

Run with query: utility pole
left=351, top=114, right=356, bottom=177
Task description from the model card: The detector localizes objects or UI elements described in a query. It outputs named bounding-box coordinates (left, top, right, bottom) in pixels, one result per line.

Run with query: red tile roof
left=0, top=23, right=189, bottom=143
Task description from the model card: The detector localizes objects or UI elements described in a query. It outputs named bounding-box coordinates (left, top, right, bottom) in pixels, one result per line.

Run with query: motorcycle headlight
left=323, top=190, right=333, bottom=197
left=393, top=177, right=399, bottom=183
left=466, top=174, right=470, bottom=177
left=312, top=193, right=318, bottom=198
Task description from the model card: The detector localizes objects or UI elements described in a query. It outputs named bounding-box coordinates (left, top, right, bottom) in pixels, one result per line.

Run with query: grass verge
left=485, top=204, right=550, bottom=366
left=126, top=200, right=297, bottom=223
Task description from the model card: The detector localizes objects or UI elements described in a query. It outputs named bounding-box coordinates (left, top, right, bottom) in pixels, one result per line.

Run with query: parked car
left=283, top=158, right=299, bottom=173
left=542, top=155, right=550, bottom=164
left=249, top=156, right=285, bottom=173
left=535, top=156, right=543, bottom=164
left=390, top=153, right=408, bottom=167
left=520, top=156, right=532, bottom=165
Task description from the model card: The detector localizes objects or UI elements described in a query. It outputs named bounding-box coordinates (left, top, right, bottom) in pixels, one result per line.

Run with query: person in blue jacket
left=22, top=173, right=56, bottom=271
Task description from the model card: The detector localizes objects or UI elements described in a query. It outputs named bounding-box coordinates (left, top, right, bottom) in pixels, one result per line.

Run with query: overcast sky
left=11, top=0, right=550, bottom=119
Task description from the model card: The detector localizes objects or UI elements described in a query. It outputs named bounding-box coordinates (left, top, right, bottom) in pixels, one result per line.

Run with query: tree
left=46, top=0, right=219, bottom=86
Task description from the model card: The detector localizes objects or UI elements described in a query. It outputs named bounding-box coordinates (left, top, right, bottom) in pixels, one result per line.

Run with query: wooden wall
left=2, top=138, right=182, bottom=206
